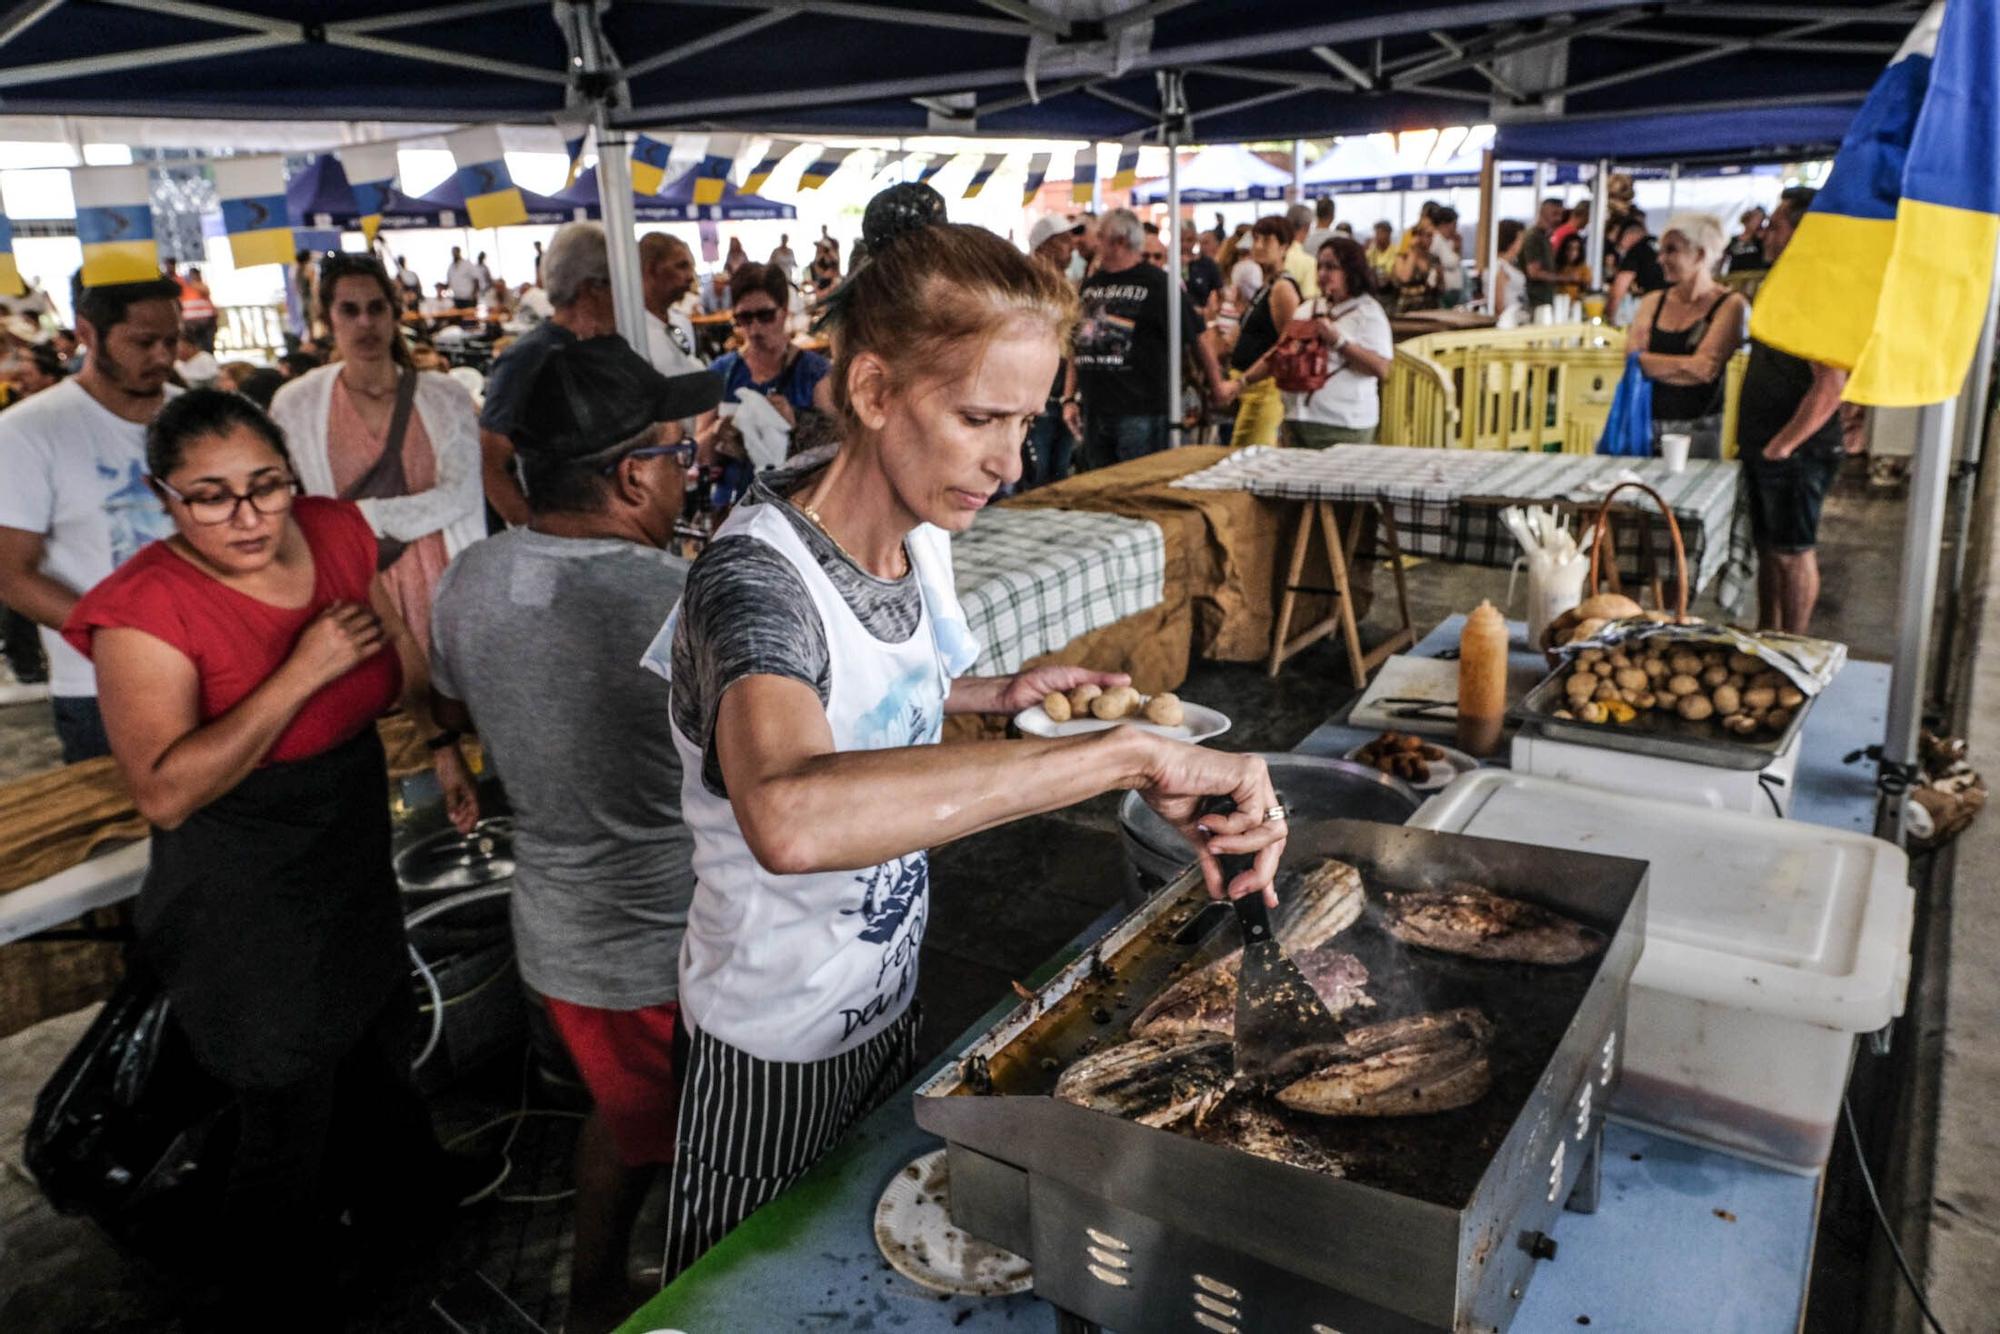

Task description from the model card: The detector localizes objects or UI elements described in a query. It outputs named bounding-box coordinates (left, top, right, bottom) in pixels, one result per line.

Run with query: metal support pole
left=1290, top=138, right=1303, bottom=205
left=593, top=120, right=651, bottom=351
left=1880, top=396, right=1957, bottom=846
left=1168, top=128, right=1183, bottom=444
left=1667, top=162, right=1680, bottom=214
left=1589, top=158, right=1609, bottom=288
left=1935, top=249, right=2000, bottom=701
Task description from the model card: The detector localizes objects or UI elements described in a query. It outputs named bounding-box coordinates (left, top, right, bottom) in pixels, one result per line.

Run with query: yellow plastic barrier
left=1383, top=322, right=1749, bottom=457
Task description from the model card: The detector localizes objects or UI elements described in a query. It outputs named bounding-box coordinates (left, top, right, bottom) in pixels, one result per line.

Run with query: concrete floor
left=0, top=472, right=1928, bottom=1332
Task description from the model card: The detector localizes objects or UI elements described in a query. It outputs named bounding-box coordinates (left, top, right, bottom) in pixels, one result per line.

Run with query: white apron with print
left=657, top=501, right=978, bottom=1063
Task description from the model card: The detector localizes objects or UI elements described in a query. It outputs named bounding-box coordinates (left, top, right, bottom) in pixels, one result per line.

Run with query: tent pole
left=1589, top=158, right=1609, bottom=289
left=1168, top=127, right=1182, bottom=445
left=1290, top=139, right=1303, bottom=205
left=1480, top=148, right=1499, bottom=304
left=1666, top=162, right=1680, bottom=214
left=593, top=119, right=650, bottom=350
left=1935, top=243, right=2000, bottom=702
left=1880, top=396, right=1957, bottom=846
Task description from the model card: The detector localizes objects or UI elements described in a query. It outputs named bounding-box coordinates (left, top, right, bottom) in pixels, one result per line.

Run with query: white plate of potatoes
left=1013, top=683, right=1232, bottom=744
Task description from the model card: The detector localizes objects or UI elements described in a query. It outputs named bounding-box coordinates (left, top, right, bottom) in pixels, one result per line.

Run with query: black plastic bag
left=24, top=967, right=233, bottom=1260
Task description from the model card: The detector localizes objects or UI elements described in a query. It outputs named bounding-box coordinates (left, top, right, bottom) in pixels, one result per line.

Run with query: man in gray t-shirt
left=430, top=335, right=721, bottom=1334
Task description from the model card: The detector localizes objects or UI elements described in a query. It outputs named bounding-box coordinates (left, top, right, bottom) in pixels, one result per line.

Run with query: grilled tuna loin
left=1130, top=946, right=1372, bottom=1040
left=1274, top=1008, right=1495, bottom=1118
left=1381, top=882, right=1605, bottom=965
left=1053, top=1036, right=1234, bottom=1129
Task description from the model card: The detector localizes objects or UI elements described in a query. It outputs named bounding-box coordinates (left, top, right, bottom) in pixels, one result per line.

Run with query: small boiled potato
left=1727, top=652, right=1761, bottom=675
left=1666, top=673, right=1702, bottom=697
left=1614, top=667, right=1649, bottom=692
left=1722, top=713, right=1759, bottom=735
left=1591, top=660, right=1615, bottom=678
left=1090, top=686, right=1141, bottom=720
left=1642, top=656, right=1668, bottom=680
left=1712, top=684, right=1742, bottom=716
left=1725, top=673, right=1746, bottom=692
left=1742, top=685, right=1777, bottom=712
left=1669, top=652, right=1703, bottom=677
left=1578, top=648, right=1605, bottom=666
left=1676, top=694, right=1715, bottom=721
left=1700, top=664, right=1730, bottom=688
left=1068, top=683, right=1103, bottom=712
left=1766, top=707, right=1793, bottom=730
left=1142, top=692, right=1185, bottom=727
left=1577, top=701, right=1608, bottom=724
left=1777, top=685, right=1805, bottom=709
left=1700, top=650, right=1726, bottom=669
left=1566, top=673, right=1598, bottom=700
left=1552, top=708, right=1575, bottom=721
left=1042, top=691, right=1073, bottom=722
left=1609, top=650, right=1632, bottom=669
left=1593, top=681, right=1621, bottom=703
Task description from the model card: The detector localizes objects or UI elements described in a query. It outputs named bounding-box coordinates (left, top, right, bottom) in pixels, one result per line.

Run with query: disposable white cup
left=1659, top=432, right=1692, bottom=474
left=1527, top=556, right=1590, bottom=648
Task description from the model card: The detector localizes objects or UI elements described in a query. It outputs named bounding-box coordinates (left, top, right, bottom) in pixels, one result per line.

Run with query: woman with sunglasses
left=696, top=260, right=837, bottom=461
left=270, top=253, right=484, bottom=658
left=63, top=389, right=479, bottom=1329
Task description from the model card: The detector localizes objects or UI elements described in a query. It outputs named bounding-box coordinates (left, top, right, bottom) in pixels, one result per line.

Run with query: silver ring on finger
left=1263, top=804, right=1287, bottom=824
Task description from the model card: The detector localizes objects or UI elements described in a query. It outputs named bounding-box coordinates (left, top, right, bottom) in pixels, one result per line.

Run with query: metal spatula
left=1225, top=863, right=1349, bottom=1084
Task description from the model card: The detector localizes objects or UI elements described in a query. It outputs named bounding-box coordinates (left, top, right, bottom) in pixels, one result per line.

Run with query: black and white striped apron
left=662, top=1004, right=921, bottom=1279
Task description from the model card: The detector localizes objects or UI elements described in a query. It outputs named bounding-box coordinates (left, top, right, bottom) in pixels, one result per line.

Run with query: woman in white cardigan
left=270, top=255, right=484, bottom=656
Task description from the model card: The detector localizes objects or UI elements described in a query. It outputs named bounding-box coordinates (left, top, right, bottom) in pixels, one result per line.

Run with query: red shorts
left=543, top=996, right=682, bottom=1167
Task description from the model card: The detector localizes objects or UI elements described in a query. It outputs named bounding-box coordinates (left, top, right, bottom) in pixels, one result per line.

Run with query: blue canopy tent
left=1493, top=103, right=1858, bottom=167
left=553, top=165, right=796, bottom=223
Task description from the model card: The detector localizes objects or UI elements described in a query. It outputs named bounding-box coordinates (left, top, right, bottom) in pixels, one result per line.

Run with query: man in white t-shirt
left=445, top=246, right=480, bottom=305
left=1301, top=196, right=1339, bottom=265
left=767, top=234, right=796, bottom=277
left=639, top=232, right=703, bottom=377
left=0, top=277, right=182, bottom=761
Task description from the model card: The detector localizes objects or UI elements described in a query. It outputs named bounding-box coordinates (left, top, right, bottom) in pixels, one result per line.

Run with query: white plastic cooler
left=1410, top=770, right=1914, bottom=1172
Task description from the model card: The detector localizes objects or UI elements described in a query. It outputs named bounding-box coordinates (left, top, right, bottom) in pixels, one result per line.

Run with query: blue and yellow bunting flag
left=692, top=134, right=741, bottom=207
left=917, top=154, right=951, bottom=184
left=211, top=157, right=294, bottom=270
left=1070, top=148, right=1097, bottom=205
left=1021, top=152, right=1050, bottom=206
left=73, top=165, right=159, bottom=287
left=0, top=213, right=23, bottom=298
left=561, top=124, right=589, bottom=190
left=339, top=142, right=401, bottom=247
left=447, top=126, right=528, bottom=230
left=873, top=150, right=910, bottom=184
left=742, top=139, right=798, bottom=195
left=1111, top=143, right=1141, bottom=191
left=630, top=134, right=674, bottom=196
left=963, top=153, right=1005, bottom=200
left=798, top=146, right=853, bottom=191
left=1751, top=1, right=2000, bottom=407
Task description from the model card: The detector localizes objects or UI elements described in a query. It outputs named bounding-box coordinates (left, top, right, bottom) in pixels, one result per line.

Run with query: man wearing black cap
left=428, top=336, right=721, bottom=1334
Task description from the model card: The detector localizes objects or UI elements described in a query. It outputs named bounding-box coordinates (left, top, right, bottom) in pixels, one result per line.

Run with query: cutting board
left=1348, top=653, right=1548, bottom=737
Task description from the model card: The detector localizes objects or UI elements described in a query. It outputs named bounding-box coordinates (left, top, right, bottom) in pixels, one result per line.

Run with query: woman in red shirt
left=64, top=388, right=479, bottom=1330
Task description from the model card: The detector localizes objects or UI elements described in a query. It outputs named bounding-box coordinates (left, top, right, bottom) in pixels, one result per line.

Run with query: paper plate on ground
left=874, top=1149, right=1033, bottom=1298
left=1344, top=737, right=1482, bottom=792
left=1013, top=699, right=1230, bottom=744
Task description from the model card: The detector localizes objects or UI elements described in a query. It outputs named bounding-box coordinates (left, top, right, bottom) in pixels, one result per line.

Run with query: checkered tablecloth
left=1173, top=445, right=1751, bottom=604
left=951, top=507, right=1167, bottom=675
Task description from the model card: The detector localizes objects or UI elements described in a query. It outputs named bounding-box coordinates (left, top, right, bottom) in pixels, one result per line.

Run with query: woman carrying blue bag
left=1622, top=213, right=1747, bottom=459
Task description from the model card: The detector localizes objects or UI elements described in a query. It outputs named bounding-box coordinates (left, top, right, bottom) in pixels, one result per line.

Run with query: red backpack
left=1271, top=315, right=1331, bottom=394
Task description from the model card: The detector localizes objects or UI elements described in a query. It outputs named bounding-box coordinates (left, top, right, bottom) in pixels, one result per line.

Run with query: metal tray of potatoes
left=1511, top=666, right=1813, bottom=770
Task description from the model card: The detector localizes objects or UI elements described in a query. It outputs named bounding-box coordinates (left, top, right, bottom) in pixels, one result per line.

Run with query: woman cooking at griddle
left=644, top=185, right=1289, bottom=1278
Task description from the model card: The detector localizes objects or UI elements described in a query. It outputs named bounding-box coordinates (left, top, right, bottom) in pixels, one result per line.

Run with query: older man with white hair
left=478, top=221, right=620, bottom=526
left=1073, top=207, right=1235, bottom=469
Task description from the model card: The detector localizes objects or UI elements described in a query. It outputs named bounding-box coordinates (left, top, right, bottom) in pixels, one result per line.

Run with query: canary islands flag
left=693, top=134, right=741, bottom=207
left=1111, top=143, right=1141, bottom=191
left=743, top=140, right=797, bottom=195
left=73, top=165, right=158, bottom=287
left=798, top=146, right=851, bottom=191
left=917, top=154, right=951, bottom=184
left=1751, top=0, right=2000, bottom=407
left=339, top=142, right=401, bottom=247
left=630, top=134, right=673, bottom=196
left=0, top=214, right=23, bottom=299
left=1021, top=152, right=1050, bottom=206
left=963, top=153, right=1005, bottom=200
left=447, top=126, right=528, bottom=230
left=560, top=124, right=589, bottom=190
left=211, top=157, right=294, bottom=270
left=1070, top=148, right=1097, bottom=205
